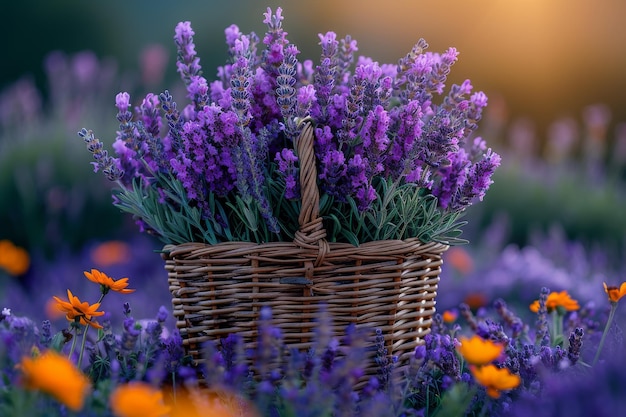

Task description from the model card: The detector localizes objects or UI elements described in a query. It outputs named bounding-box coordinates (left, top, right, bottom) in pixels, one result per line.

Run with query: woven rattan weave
left=162, top=122, right=448, bottom=377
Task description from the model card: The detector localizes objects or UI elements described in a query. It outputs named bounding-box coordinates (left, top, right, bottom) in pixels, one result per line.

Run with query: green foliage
left=324, top=178, right=468, bottom=246
left=113, top=171, right=469, bottom=247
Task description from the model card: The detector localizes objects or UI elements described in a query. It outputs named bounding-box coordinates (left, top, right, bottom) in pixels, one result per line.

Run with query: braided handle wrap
left=293, top=122, right=329, bottom=265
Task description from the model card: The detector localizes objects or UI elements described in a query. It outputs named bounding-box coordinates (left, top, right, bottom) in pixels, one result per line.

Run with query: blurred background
left=1, top=0, right=625, bottom=319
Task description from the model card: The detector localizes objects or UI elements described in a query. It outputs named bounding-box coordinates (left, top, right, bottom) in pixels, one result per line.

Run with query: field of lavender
left=2, top=11, right=626, bottom=416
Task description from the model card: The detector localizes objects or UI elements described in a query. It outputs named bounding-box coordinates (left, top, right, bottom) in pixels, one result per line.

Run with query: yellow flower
left=84, top=269, right=135, bottom=294
left=442, top=310, right=458, bottom=323
left=603, top=282, right=626, bottom=304
left=110, top=382, right=170, bottom=417
left=529, top=290, right=580, bottom=313
left=19, top=350, right=91, bottom=411
left=470, top=364, right=521, bottom=398
left=456, top=335, right=504, bottom=365
left=53, top=289, right=105, bottom=329
left=0, top=239, right=30, bottom=276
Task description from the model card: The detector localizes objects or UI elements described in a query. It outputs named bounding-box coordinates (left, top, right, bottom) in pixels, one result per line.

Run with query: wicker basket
left=162, top=122, right=449, bottom=378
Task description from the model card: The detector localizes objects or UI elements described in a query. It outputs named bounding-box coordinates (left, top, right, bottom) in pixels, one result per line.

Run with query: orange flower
left=84, top=269, right=135, bottom=295
left=470, top=364, right=521, bottom=398
left=530, top=290, right=579, bottom=313
left=45, top=297, right=67, bottom=320
left=110, top=382, right=170, bottom=417
left=53, top=289, right=105, bottom=329
left=442, top=310, right=458, bottom=323
left=19, top=350, right=91, bottom=411
left=164, top=387, right=259, bottom=417
left=445, top=247, right=474, bottom=275
left=91, top=241, right=131, bottom=266
left=603, top=282, right=626, bottom=304
left=0, top=239, right=30, bottom=276
left=456, top=335, right=504, bottom=366
left=463, top=292, right=488, bottom=310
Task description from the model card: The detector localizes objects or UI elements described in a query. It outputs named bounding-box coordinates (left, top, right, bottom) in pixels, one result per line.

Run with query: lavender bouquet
left=80, top=7, right=500, bottom=246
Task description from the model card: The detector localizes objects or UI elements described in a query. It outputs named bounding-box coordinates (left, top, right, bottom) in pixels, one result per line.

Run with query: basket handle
left=293, top=121, right=329, bottom=265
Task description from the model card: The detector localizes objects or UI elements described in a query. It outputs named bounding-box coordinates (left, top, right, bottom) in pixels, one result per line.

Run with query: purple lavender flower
left=535, top=287, right=551, bottom=346
left=313, top=32, right=339, bottom=122
left=494, top=298, right=526, bottom=338
left=78, top=128, right=124, bottom=181
left=336, top=35, right=358, bottom=84
left=457, top=147, right=501, bottom=208
left=432, top=148, right=470, bottom=209
left=174, top=21, right=202, bottom=84
left=230, top=53, right=253, bottom=127
left=567, top=327, right=584, bottom=365
left=360, top=105, right=390, bottom=177
left=77, top=7, right=498, bottom=246
left=261, top=6, right=289, bottom=78
left=121, top=316, right=140, bottom=354
left=347, top=153, right=376, bottom=210
left=276, top=44, right=302, bottom=138
left=275, top=148, right=299, bottom=199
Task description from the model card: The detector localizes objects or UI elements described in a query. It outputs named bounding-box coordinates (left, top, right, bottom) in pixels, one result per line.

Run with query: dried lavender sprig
left=78, top=128, right=124, bottom=182
left=121, top=317, right=138, bottom=349
left=262, top=6, right=289, bottom=79
left=338, top=76, right=364, bottom=148
left=535, top=287, right=551, bottom=346
left=494, top=298, right=526, bottom=339
left=174, top=21, right=202, bottom=84
left=137, top=93, right=166, bottom=171
left=373, top=328, right=395, bottom=391
left=253, top=306, right=283, bottom=379
left=40, top=320, right=52, bottom=348
left=158, top=90, right=183, bottom=155
left=336, top=35, right=358, bottom=85
left=454, top=148, right=501, bottom=210
left=314, top=31, right=338, bottom=122
left=230, top=48, right=253, bottom=128
left=355, top=61, right=384, bottom=114
left=396, top=38, right=429, bottom=78
left=422, top=47, right=459, bottom=96
left=276, top=44, right=300, bottom=137
left=432, top=148, right=470, bottom=210
left=419, top=108, right=463, bottom=169
left=459, top=302, right=478, bottom=331
left=275, top=148, right=299, bottom=199
left=567, top=327, right=584, bottom=365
